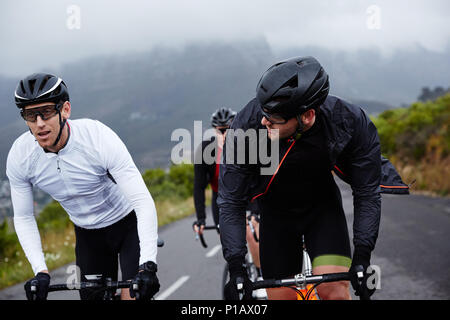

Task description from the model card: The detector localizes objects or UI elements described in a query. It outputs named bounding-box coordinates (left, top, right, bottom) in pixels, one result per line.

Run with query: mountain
left=0, top=40, right=449, bottom=180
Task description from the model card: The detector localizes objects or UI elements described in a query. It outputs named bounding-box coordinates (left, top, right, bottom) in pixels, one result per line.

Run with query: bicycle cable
left=286, top=286, right=306, bottom=300
left=305, top=279, right=324, bottom=300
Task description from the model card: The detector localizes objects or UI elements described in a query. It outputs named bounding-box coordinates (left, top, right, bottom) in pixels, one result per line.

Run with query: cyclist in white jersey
left=6, top=73, right=160, bottom=300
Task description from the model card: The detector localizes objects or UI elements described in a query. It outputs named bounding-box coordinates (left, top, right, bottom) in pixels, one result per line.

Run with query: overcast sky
left=1, top=0, right=449, bottom=77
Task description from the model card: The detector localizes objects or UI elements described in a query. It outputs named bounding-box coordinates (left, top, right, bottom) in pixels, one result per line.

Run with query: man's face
left=261, top=115, right=298, bottom=140
left=214, top=126, right=229, bottom=148
left=22, top=101, right=70, bottom=149
left=215, top=126, right=229, bottom=137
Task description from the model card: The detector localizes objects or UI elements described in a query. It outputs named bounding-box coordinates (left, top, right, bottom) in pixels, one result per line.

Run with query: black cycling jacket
left=193, top=137, right=218, bottom=223
left=217, top=95, right=409, bottom=262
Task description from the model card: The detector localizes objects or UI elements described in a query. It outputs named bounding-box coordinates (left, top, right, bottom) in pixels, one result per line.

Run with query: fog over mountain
left=1, top=0, right=449, bottom=76
left=0, top=40, right=449, bottom=180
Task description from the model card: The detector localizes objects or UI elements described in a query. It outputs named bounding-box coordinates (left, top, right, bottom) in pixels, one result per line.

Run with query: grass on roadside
left=388, top=155, right=449, bottom=197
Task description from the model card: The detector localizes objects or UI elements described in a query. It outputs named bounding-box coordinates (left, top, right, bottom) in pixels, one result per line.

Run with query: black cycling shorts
left=259, top=183, right=351, bottom=279
left=74, top=211, right=140, bottom=300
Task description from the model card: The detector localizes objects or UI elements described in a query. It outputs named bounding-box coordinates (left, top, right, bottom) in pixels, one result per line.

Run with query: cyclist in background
left=192, top=107, right=265, bottom=298
left=193, top=107, right=236, bottom=233
left=7, top=73, right=160, bottom=300
left=218, top=56, right=409, bottom=300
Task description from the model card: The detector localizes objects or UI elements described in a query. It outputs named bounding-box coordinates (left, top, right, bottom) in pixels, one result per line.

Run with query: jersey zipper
left=57, top=156, right=61, bottom=173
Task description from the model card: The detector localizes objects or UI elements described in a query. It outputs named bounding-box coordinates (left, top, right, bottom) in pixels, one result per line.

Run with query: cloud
left=0, top=0, right=448, bottom=76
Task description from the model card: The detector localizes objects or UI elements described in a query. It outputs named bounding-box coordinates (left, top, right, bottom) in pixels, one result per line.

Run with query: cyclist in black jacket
left=193, top=108, right=265, bottom=298
left=218, top=56, right=409, bottom=300
left=193, top=107, right=236, bottom=233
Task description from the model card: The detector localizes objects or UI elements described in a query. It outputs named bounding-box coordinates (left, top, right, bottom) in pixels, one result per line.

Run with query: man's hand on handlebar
left=349, top=246, right=375, bottom=300
left=130, top=261, right=160, bottom=300
left=192, top=219, right=206, bottom=235
left=224, top=257, right=253, bottom=300
left=24, top=271, right=51, bottom=300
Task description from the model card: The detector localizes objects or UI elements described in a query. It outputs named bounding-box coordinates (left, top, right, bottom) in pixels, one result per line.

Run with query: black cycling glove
left=349, top=246, right=376, bottom=300
left=130, top=261, right=160, bottom=300
left=193, top=219, right=206, bottom=228
left=224, top=257, right=253, bottom=300
left=24, top=272, right=51, bottom=301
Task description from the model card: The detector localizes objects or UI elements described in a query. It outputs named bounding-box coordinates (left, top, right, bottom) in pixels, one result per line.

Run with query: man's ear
left=302, top=109, right=315, bottom=125
left=61, top=101, right=71, bottom=119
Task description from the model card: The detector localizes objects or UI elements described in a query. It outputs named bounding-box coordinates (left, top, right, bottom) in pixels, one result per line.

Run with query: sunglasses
left=216, top=127, right=229, bottom=134
left=21, top=104, right=61, bottom=122
left=261, top=108, right=289, bottom=124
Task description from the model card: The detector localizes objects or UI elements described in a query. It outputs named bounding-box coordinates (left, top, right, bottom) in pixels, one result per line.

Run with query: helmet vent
left=28, top=79, right=36, bottom=94
left=316, top=68, right=324, bottom=79
left=281, top=76, right=297, bottom=89
left=53, top=85, right=61, bottom=96
left=19, top=80, right=26, bottom=94
left=38, top=75, right=51, bottom=92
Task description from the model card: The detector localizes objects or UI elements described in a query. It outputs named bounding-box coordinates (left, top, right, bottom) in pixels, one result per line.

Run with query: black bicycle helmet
left=211, top=107, right=236, bottom=127
left=15, top=73, right=69, bottom=108
left=256, top=56, right=329, bottom=118
left=15, top=73, right=70, bottom=147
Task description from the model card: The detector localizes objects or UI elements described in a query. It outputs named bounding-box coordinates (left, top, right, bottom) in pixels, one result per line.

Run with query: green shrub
left=168, top=163, right=194, bottom=198
left=142, top=168, right=166, bottom=188
left=142, top=163, right=194, bottom=201
left=373, top=94, right=450, bottom=160
left=0, top=220, right=19, bottom=258
left=37, top=201, right=70, bottom=232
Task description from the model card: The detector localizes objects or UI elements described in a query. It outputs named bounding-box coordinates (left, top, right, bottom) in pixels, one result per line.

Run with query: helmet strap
left=52, top=111, right=67, bottom=147
left=294, top=114, right=305, bottom=139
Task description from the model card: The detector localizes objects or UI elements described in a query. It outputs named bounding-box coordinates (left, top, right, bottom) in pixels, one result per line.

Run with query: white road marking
left=205, top=244, right=222, bottom=258
left=154, top=275, right=190, bottom=300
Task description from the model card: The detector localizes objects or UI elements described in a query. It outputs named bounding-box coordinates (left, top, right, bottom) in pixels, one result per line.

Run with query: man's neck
left=44, top=123, right=70, bottom=154
left=216, top=133, right=225, bottom=149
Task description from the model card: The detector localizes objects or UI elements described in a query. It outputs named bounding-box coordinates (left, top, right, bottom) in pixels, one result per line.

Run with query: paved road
left=1, top=178, right=449, bottom=300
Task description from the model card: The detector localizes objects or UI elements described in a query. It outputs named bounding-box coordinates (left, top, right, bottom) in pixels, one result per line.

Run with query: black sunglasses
left=217, top=127, right=229, bottom=134
left=21, top=104, right=62, bottom=122
left=261, top=108, right=289, bottom=124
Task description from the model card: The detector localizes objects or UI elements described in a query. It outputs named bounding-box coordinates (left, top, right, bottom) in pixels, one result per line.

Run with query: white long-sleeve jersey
left=6, top=119, right=158, bottom=274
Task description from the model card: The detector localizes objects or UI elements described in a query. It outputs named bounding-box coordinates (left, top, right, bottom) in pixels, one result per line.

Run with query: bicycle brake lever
left=236, top=276, right=244, bottom=300
left=30, top=279, right=38, bottom=293
left=28, top=279, right=39, bottom=301
left=355, top=265, right=365, bottom=285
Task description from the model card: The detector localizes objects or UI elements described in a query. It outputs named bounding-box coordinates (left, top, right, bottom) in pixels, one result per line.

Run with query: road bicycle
left=194, top=216, right=354, bottom=300
left=221, top=234, right=322, bottom=300
left=244, top=235, right=368, bottom=300
left=26, top=238, right=165, bottom=300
